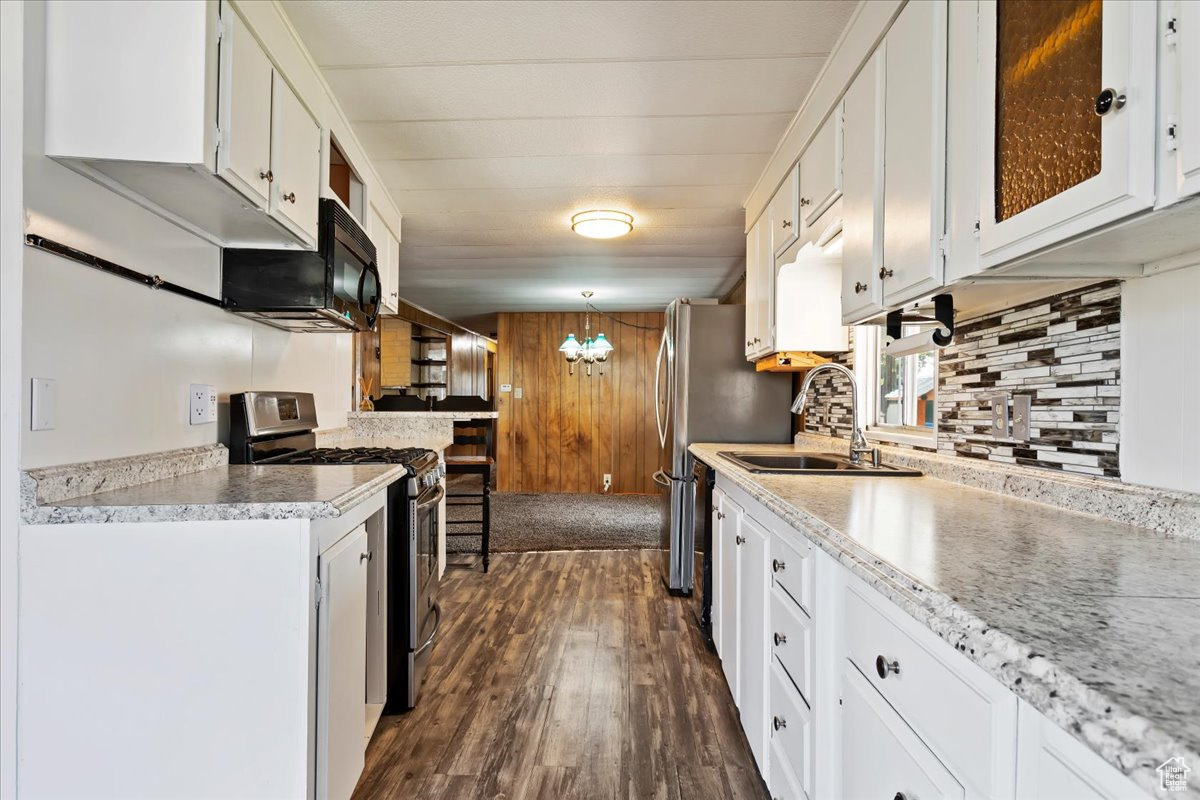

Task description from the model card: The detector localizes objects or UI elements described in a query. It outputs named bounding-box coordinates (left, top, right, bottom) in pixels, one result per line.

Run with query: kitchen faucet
left=790, top=363, right=877, bottom=466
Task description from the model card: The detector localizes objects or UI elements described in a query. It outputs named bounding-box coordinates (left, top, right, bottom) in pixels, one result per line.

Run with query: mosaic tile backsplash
left=801, top=281, right=1122, bottom=478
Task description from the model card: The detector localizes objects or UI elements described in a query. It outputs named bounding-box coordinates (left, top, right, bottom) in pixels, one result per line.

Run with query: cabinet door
left=841, top=47, right=885, bottom=324
left=744, top=223, right=760, bottom=359
left=369, top=205, right=401, bottom=313
left=711, top=486, right=726, bottom=656
left=270, top=72, right=322, bottom=246
left=978, top=0, right=1157, bottom=267
left=718, top=494, right=743, bottom=700
left=215, top=7, right=273, bottom=209
left=317, top=526, right=370, bottom=800
left=1174, top=0, right=1200, bottom=198
left=882, top=0, right=948, bottom=307
left=737, top=513, right=770, bottom=771
left=769, top=165, right=801, bottom=257
left=799, top=108, right=843, bottom=237
left=842, top=665, right=965, bottom=800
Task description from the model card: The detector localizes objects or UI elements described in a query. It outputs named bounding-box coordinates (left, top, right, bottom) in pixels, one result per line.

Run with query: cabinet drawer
left=769, top=734, right=808, bottom=800
left=769, top=165, right=800, bottom=257
left=842, top=663, right=964, bottom=800
left=769, top=529, right=813, bottom=616
left=769, top=660, right=812, bottom=798
left=844, top=582, right=1016, bottom=796
left=770, top=587, right=813, bottom=704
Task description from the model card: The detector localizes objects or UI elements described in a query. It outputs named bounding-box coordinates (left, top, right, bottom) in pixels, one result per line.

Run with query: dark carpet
left=444, top=475, right=661, bottom=554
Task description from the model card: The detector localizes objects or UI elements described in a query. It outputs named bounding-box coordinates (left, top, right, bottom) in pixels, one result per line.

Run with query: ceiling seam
left=316, top=53, right=834, bottom=70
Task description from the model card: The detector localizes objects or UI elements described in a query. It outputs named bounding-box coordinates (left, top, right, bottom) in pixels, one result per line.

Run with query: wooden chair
left=433, top=396, right=494, bottom=572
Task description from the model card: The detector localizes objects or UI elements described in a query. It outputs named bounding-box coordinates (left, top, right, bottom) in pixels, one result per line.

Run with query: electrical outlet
left=990, top=395, right=1009, bottom=439
left=603, top=473, right=612, bottom=492
left=31, top=378, right=56, bottom=431
left=190, top=384, right=217, bottom=425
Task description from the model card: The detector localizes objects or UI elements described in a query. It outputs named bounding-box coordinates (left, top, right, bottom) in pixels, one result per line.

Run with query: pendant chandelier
left=559, top=291, right=613, bottom=376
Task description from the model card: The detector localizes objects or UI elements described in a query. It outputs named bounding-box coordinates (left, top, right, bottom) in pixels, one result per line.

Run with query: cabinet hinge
left=937, top=234, right=949, bottom=259
left=215, top=16, right=224, bottom=44
left=1166, top=115, right=1179, bottom=152
left=314, top=575, right=324, bottom=609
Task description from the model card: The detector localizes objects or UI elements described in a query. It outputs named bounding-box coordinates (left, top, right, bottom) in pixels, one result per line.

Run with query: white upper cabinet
left=977, top=0, right=1158, bottom=269
left=45, top=0, right=322, bottom=250
left=744, top=218, right=772, bottom=359
left=840, top=49, right=886, bottom=324
left=798, top=108, right=844, bottom=242
left=215, top=7, right=273, bottom=208
left=368, top=204, right=402, bottom=314
left=1163, top=0, right=1200, bottom=202
left=769, top=165, right=801, bottom=258
left=881, top=0, right=949, bottom=308
left=270, top=72, right=322, bottom=244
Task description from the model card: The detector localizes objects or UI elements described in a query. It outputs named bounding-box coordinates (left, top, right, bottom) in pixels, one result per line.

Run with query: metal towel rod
left=24, top=234, right=224, bottom=309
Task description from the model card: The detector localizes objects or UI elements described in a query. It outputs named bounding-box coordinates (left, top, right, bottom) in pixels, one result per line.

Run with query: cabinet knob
left=875, top=654, right=901, bottom=679
left=781, top=219, right=792, bottom=228
left=360, top=551, right=372, bottom=563
left=717, top=511, right=726, bottom=520
left=878, top=267, right=894, bottom=280
left=773, top=632, right=787, bottom=646
left=854, top=281, right=868, bottom=294
left=773, top=715, right=786, bottom=731
left=1094, top=87, right=1126, bottom=116
left=736, top=535, right=745, bottom=545
left=895, top=794, right=908, bottom=800
left=283, top=191, right=296, bottom=204
left=259, top=169, right=273, bottom=182
left=799, top=197, right=811, bottom=207
left=772, top=559, right=786, bottom=573
left=753, top=337, right=761, bottom=344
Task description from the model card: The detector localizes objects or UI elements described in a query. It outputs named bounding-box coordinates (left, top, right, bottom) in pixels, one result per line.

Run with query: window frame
left=854, top=325, right=939, bottom=448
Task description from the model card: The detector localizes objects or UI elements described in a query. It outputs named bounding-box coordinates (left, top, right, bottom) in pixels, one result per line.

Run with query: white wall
left=1120, top=263, right=1200, bottom=493
left=20, top=0, right=352, bottom=469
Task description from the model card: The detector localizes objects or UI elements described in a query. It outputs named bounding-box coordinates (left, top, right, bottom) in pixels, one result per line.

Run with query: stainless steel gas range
left=229, top=391, right=444, bottom=711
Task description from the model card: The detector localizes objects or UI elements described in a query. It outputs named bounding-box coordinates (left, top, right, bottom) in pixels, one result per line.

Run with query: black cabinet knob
left=876, top=654, right=901, bottom=679
left=1094, top=87, right=1126, bottom=116
left=895, top=794, right=908, bottom=800
left=772, top=559, right=786, bottom=573
left=773, top=715, right=786, bottom=731
left=773, top=632, right=787, bottom=646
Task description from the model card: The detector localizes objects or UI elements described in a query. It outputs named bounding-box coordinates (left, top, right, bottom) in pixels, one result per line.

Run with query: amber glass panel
left=995, top=0, right=1102, bottom=221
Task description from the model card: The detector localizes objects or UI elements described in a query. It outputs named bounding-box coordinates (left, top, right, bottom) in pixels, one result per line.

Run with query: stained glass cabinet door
left=977, top=0, right=1157, bottom=269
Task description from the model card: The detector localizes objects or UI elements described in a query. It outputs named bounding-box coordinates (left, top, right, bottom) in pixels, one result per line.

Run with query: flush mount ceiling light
left=571, top=210, right=633, bottom=239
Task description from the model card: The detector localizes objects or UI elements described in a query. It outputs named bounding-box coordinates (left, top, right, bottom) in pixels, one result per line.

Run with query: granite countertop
left=25, top=463, right=407, bottom=524
left=317, top=434, right=455, bottom=452
left=348, top=410, right=499, bottom=420
left=691, top=442, right=1200, bottom=798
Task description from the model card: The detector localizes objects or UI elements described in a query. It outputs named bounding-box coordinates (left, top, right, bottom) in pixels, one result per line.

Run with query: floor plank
left=353, top=550, right=767, bottom=800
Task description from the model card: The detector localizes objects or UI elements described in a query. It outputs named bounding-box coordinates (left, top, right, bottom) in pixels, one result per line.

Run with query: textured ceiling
left=281, top=0, right=857, bottom=321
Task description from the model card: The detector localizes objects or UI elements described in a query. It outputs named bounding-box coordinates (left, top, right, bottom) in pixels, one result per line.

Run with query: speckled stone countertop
left=691, top=442, right=1200, bottom=798
left=24, top=463, right=407, bottom=524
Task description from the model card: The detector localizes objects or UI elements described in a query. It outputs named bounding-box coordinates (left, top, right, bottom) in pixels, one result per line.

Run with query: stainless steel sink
left=717, top=450, right=922, bottom=476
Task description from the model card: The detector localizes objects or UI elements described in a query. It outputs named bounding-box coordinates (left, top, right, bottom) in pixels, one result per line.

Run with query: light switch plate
left=31, top=378, right=56, bottom=431
left=514, top=387, right=523, bottom=399
left=1012, top=394, right=1032, bottom=442
left=990, top=396, right=1009, bottom=439
left=190, top=384, right=217, bottom=425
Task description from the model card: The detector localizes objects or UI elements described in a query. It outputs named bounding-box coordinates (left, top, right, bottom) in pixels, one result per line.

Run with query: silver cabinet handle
left=773, top=715, right=786, bottom=730
left=283, top=191, right=296, bottom=204
left=799, top=197, right=811, bottom=207
left=773, top=632, right=786, bottom=646
left=781, top=219, right=792, bottom=228
left=259, top=169, right=273, bottom=182
left=876, top=655, right=901, bottom=679
left=879, top=267, right=894, bottom=280
left=735, top=535, right=745, bottom=545
left=772, top=559, right=786, bottom=573
left=360, top=551, right=372, bottom=563
left=854, top=281, right=868, bottom=294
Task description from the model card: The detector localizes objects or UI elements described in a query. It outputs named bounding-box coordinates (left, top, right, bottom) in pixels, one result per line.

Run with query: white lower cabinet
left=710, top=473, right=1150, bottom=800
left=842, top=663, right=965, bottom=800
left=317, top=524, right=371, bottom=800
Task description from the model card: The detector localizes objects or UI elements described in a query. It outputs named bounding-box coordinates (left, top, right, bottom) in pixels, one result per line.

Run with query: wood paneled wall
left=496, top=311, right=665, bottom=494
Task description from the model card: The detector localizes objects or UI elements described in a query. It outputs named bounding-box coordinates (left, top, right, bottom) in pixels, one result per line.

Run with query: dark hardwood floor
left=353, top=550, right=768, bottom=800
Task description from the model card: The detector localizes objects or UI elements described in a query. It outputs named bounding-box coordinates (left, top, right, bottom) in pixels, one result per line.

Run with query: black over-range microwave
left=222, top=199, right=382, bottom=332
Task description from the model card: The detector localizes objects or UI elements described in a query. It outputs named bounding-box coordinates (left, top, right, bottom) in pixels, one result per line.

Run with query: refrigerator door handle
left=655, top=326, right=669, bottom=448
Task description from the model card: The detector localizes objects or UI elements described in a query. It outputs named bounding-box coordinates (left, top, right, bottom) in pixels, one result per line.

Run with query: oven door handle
left=416, top=484, right=444, bottom=510
left=414, top=601, right=442, bottom=656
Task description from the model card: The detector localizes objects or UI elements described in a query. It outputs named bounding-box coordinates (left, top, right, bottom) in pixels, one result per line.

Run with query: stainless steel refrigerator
left=653, top=300, right=793, bottom=594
